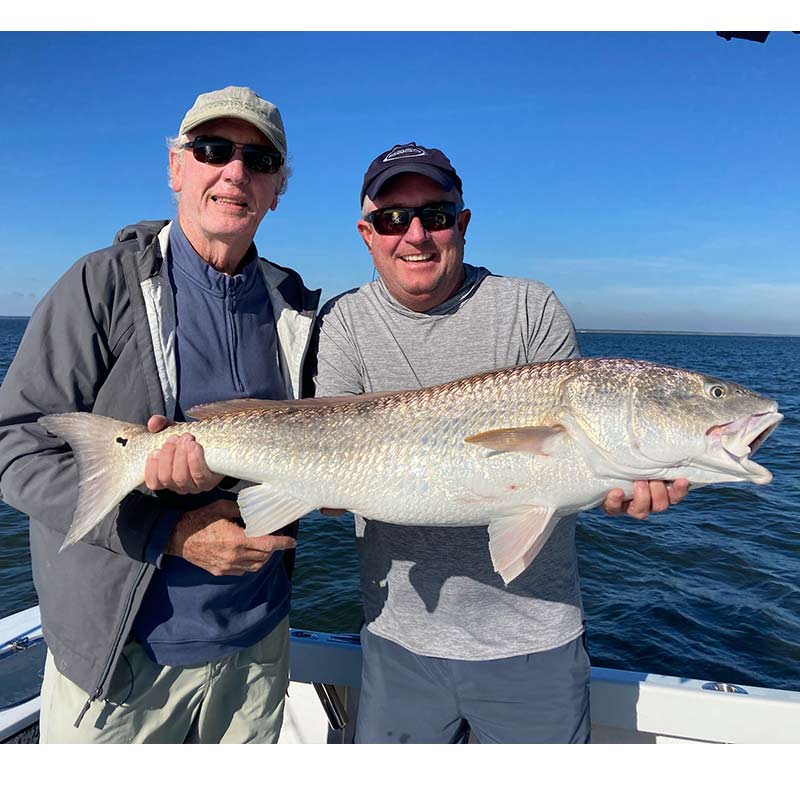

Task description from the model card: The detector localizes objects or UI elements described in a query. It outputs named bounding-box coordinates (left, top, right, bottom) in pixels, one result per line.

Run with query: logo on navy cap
left=383, top=145, right=427, bottom=162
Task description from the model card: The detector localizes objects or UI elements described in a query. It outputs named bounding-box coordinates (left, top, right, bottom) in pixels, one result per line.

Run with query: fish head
left=559, top=360, right=782, bottom=485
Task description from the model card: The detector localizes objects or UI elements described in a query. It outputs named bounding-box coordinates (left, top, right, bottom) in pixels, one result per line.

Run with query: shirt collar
left=376, top=263, right=483, bottom=318
left=168, top=222, right=260, bottom=297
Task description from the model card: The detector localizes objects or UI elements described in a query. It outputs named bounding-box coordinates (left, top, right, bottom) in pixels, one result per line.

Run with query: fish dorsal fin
left=237, top=484, right=316, bottom=536
left=488, top=506, right=560, bottom=584
left=187, top=390, right=401, bottom=420
left=188, top=399, right=288, bottom=419
left=465, top=425, right=565, bottom=455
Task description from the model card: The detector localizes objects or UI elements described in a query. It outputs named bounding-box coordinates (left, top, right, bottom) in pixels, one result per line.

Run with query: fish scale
left=39, top=357, right=782, bottom=584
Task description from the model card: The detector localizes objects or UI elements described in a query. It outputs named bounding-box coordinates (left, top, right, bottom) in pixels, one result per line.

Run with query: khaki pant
left=40, top=617, right=289, bottom=743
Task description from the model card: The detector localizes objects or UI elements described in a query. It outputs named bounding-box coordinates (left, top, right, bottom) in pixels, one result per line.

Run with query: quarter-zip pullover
left=131, top=222, right=290, bottom=666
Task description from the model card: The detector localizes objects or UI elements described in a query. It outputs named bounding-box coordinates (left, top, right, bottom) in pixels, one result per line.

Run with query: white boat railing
left=2, top=606, right=799, bottom=744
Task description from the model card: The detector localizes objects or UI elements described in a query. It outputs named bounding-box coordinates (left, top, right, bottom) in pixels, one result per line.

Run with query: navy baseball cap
left=360, top=142, right=463, bottom=204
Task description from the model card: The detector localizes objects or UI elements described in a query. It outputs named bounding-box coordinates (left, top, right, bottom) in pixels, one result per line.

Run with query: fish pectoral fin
left=464, top=425, right=566, bottom=455
left=487, top=506, right=560, bottom=585
left=237, top=484, right=315, bottom=536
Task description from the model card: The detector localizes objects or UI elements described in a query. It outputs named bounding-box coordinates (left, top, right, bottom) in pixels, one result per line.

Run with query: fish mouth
left=706, top=411, right=783, bottom=483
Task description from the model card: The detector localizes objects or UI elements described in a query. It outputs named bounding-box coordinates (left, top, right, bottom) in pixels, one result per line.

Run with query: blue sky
left=1, top=30, right=798, bottom=334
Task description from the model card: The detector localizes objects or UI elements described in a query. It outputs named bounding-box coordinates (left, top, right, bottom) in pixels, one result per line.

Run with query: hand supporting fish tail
left=145, top=416, right=224, bottom=493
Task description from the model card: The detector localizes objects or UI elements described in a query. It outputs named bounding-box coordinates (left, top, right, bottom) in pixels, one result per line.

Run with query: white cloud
left=563, top=281, right=800, bottom=335
left=507, top=253, right=800, bottom=335
left=0, top=292, right=39, bottom=317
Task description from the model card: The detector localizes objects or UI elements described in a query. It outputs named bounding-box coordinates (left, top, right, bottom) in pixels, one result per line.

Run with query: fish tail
left=38, top=412, right=148, bottom=550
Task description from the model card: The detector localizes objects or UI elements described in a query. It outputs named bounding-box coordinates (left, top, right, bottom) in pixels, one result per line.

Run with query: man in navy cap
left=148, top=141, right=688, bottom=743
left=309, top=142, right=688, bottom=743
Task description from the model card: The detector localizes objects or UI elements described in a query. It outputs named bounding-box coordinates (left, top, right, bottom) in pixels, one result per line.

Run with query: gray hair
left=166, top=134, right=291, bottom=198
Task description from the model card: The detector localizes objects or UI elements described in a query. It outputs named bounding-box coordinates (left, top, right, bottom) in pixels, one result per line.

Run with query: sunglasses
left=365, top=202, right=463, bottom=236
left=183, top=136, right=284, bottom=174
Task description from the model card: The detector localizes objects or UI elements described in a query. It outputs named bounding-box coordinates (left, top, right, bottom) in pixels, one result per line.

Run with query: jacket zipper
left=226, top=282, right=245, bottom=393
left=73, top=562, right=149, bottom=727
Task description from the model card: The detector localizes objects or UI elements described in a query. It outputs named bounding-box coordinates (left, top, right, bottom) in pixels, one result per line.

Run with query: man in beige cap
left=0, top=87, right=319, bottom=742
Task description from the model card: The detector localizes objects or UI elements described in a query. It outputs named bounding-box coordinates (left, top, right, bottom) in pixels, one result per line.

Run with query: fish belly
left=183, top=385, right=614, bottom=526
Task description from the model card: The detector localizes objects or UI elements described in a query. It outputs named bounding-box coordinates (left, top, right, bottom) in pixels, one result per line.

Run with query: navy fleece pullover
left=132, top=222, right=289, bottom=666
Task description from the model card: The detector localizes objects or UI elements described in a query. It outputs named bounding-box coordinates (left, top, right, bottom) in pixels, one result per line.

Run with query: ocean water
left=1, top=317, right=798, bottom=691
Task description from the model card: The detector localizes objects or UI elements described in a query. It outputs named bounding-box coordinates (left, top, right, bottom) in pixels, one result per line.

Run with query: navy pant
left=355, top=628, right=591, bottom=744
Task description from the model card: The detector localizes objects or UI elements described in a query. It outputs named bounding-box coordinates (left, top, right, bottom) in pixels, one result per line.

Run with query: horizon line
left=575, top=328, right=800, bottom=338
left=1, top=316, right=798, bottom=338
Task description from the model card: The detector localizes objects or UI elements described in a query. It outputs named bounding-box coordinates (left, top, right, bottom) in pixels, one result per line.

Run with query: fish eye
left=707, top=383, right=726, bottom=399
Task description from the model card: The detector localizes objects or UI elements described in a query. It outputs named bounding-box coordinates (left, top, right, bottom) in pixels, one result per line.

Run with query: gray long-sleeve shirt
left=313, top=264, right=585, bottom=660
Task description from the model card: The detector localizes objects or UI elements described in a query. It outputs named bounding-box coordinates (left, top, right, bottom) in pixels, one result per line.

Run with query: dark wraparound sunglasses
left=365, top=202, right=463, bottom=236
left=183, top=136, right=284, bottom=174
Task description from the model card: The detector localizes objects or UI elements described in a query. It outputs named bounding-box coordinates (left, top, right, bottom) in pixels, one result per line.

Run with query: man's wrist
left=144, top=509, right=181, bottom=567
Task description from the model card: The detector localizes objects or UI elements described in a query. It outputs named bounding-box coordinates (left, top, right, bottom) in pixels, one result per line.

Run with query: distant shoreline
left=576, top=329, right=800, bottom=339
left=1, top=316, right=797, bottom=338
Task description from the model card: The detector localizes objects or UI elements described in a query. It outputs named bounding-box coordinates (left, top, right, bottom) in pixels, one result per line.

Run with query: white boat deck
left=280, top=628, right=800, bottom=744
left=3, top=607, right=799, bottom=744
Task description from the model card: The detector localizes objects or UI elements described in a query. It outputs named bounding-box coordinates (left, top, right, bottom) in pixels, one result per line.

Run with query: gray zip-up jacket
left=0, top=220, right=319, bottom=714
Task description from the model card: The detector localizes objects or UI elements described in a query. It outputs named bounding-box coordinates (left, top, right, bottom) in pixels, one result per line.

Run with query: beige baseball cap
left=179, top=86, right=287, bottom=157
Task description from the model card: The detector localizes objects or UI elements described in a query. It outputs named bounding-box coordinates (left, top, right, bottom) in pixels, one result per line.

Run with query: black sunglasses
left=365, top=202, right=463, bottom=236
left=183, top=136, right=284, bottom=174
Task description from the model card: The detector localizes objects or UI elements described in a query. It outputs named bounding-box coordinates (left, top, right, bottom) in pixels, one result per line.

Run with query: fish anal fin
left=488, top=506, right=560, bottom=584
left=465, top=425, right=565, bottom=455
left=237, top=484, right=315, bottom=536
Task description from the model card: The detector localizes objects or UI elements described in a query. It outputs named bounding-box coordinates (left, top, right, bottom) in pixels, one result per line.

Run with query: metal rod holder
left=701, top=682, right=748, bottom=695
left=313, top=682, right=348, bottom=730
